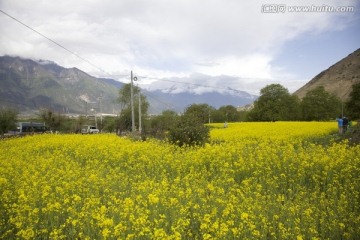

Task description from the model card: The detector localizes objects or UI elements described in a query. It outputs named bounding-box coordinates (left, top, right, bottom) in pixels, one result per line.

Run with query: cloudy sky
left=0, top=0, right=359, bottom=95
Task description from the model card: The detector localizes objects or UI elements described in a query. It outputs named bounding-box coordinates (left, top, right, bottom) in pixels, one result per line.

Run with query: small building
left=12, top=122, right=46, bottom=135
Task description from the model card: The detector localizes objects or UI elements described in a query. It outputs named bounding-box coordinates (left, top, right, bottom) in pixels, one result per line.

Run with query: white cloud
left=0, top=0, right=358, bottom=95
left=195, top=54, right=273, bottom=79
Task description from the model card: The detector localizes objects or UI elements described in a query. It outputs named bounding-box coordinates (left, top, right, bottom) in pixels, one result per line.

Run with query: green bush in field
left=168, top=114, right=210, bottom=147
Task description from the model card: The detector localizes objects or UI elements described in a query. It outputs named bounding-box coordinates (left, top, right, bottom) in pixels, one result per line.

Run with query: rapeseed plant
left=0, top=122, right=359, bottom=239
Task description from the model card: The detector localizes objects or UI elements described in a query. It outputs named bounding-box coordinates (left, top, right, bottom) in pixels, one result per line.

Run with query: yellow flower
left=102, top=228, right=111, bottom=238
left=1, top=123, right=358, bottom=239
left=241, top=212, right=249, bottom=220
left=148, top=194, right=160, bottom=204
left=17, top=228, right=35, bottom=240
left=203, top=233, right=213, bottom=240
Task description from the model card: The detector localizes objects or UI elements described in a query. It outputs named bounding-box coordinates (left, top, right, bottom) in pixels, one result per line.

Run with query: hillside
left=294, top=48, right=360, bottom=101
left=0, top=56, right=257, bottom=115
left=0, top=56, right=122, bottom=114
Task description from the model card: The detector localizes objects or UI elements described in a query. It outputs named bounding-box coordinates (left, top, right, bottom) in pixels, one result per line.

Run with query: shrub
left=0, top=108, right=17, bottom=135
left=168, top=114, right=209, bottom=147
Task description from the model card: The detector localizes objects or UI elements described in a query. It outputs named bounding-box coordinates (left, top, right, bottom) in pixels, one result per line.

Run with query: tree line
left=148, top=82, right=360, bottom=125
left=1, top=82, right=360, bottom=145
left=250, top=83, right=359, bottom=121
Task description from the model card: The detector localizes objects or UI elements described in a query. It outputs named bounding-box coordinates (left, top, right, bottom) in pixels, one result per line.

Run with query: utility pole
left=208, top=108, right=211, bottom=124
left=139, top=89, right=142, bottom=133
left=98, top=96, right=103, bottom=131
left=95, top=110, right=97, bottom=129
left=130, top=71, right=137, bottom=132
left=91, top=108, right=97, bottom=129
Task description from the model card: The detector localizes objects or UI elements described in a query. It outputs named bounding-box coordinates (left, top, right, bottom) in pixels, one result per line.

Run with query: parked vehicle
left=81, top=125, right=99, bottom=134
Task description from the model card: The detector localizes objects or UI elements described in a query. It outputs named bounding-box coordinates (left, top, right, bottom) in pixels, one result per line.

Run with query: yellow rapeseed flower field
left=1, top=122, right=359, bottom=239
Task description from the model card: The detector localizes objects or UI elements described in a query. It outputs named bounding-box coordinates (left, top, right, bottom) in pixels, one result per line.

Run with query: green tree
left=300, top=86, right=341, bottom=121
left=58, top=117, right=75, bottom=133
left=247, top=84, right=300, bottom=121
left=117, top=108, right=132, bottom=133
left=149, top=110, right=179, bottom=139
left=102, top=116, right=117, bottom=133
left=168, top=113, right=210, bottom=147
left=345, top=82, right=360, bottom=119
left=184, top=104, right=214, bottom=124
left=39, top=109, right=64, bottom=131
left=75, top=115, right=88, bottom=133
left=117, top=84, right=149, bottom=132
left=217, top=105, right=241, bottom=122
left=118, top=84, right=133, bottom=110
left=0, top=108, right=17, bottom=135
left=237, top=110, right=249, bottom=122
left=209, top=109, right=223, bottom=123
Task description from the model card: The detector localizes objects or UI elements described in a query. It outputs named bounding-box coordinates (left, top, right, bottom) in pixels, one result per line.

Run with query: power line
left=142, top=90, right=180, bottom=112
left=0, top=9, right=256, bottom=95
left=0, top=10, right=206, bottom=114
left=0, top=9, right=104, bottom=73
left=1, top=9, right=257, bottom=111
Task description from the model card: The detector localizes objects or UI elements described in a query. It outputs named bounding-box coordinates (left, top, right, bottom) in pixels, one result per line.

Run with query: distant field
left=1, top=122, right=359, bottom=239
left=209, top=121, right=337, bottom=140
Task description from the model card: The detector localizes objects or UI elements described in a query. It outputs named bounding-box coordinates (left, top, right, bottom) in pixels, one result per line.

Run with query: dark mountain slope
left=294, top=48, right=360, bottom=101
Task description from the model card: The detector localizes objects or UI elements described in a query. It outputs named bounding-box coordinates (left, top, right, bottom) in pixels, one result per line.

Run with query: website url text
left=261, top=4, right=355, bottom=13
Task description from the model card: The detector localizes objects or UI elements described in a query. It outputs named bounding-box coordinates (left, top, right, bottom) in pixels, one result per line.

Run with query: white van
left=81, top=125, right=99, bottom=134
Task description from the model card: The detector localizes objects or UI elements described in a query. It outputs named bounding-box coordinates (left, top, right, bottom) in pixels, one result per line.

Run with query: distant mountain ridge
left=0, top=56, right=256, bottom=115
left=294, top=48, right=360, bottom=101
left=3, top=49, right=358, bottom=116
left=0, top=55, right=122, bottom=114
left=147, top=89, right=256, bottom=113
